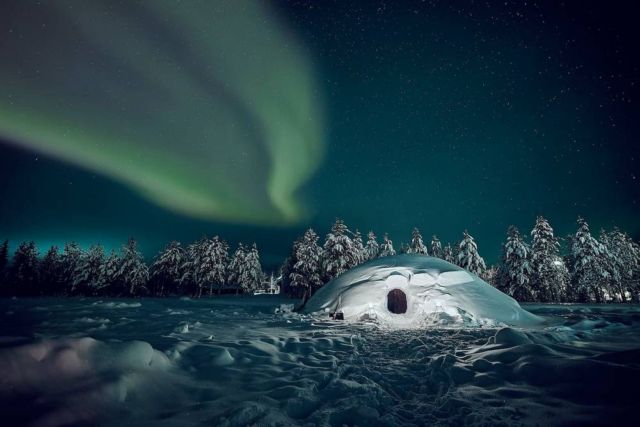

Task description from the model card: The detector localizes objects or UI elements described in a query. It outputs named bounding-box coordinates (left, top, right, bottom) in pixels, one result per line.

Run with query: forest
left=1, top=216, right=638, bottom=303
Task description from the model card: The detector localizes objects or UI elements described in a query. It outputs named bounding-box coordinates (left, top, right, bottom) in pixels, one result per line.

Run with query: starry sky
left=0, top=0, right=638, bottom=267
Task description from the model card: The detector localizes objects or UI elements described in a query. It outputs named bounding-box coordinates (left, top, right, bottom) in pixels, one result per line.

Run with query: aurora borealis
left=0, top=0, right=323, bottom=224
left=1, top=0, right=639, bottom=265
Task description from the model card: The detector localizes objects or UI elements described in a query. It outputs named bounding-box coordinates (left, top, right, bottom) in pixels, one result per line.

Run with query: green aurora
left=0, top=0, right=324, bottom=225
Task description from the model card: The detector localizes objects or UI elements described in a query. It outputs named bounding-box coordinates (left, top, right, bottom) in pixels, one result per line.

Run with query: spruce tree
left=364, top=231, right=379, bottom=261
left=101, top=250, right=121, bottom=296
left=452, top=242, right=461, bottom=266
left=209, top=236, right=230, bottom=295
left=279, top=241, right=300, bottom=298
left=601, top=229, right=639, bottom=302
left=151, top=241, right=184, bottom=296
left=379, top=233, right=396, bottom=257
left=457, top=231, right=486, bottom=276
left=240, top=244, right=263, bottom=293
left=72, top=244, right=106, bottom=295
left=570, top=218, right=610, bottom=302
left=117, top=238, right=149, bottom=296
left=197, top=236, right=230, bottom=296
left=530, top=216, right=569, bottom=302
left=9, top=241, right=39, bottom=295
left=179, top=237, right=227, bottom=297
left=430, top=235, right=443, bottom=259
left=407, top=228, right=428, bottom=255
left=497, top=226, right=534, bottom=301
left=289, top=229, right=323, bottom=298
left=443, top=243, right=455, bottom=264
left=39, top=246, right=62, bottom=295
left=352, top=229, right=365, bottom=264
left=180, top=240, right=200, bottom=295
left=227, top=243, right=247, bottom=293
left=60, top=242, right=82, bottom=294
left=322, top=219, right=358, bottom=281
left=195, top=238, right=214, bottom=297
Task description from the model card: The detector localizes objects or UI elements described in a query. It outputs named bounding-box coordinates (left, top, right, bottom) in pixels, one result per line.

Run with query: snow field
left=0, top=297, right=637, bottom=426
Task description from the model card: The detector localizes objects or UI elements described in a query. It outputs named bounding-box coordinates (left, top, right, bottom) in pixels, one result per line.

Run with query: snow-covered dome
left=302, top=254, right=543, bottom=328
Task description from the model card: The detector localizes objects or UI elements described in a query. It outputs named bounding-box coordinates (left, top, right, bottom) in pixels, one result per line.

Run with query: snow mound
left=0, top=336, right=186, bottom=426
left=303, top=254, right=543, bottom=328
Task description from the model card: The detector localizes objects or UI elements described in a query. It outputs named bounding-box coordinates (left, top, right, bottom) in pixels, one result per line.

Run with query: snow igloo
left=302, top=254, right=542, bottom=328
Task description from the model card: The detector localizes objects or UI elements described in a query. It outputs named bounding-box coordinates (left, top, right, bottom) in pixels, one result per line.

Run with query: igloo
left=302, top=254, right=543, bottom=328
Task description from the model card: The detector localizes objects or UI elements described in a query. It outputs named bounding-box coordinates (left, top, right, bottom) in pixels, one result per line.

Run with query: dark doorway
left=387, top=289, right=407, bottom=314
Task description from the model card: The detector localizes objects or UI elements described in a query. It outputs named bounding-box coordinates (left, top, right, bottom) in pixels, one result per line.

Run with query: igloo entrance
left=387, top=289, right=407, bottom=314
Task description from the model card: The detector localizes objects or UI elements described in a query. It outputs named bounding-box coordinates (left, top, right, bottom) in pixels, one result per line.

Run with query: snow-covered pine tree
left=60, top=242, right=82, bottom=294
left=497, top=226, right=534, bottom=301
left=289, top=228, right=323, bottom=298
left=196, top=238, right=213, bottom=297
left=407, top=228, right=429, bottom=255
left=209, top=236, right=229, bottom=295
left=179, top=237, right=225, bottom=297
left=9, top=241, right=39, bottom=296
left=379, top=233, right=396, bottom=258
left=39, top=246, right=62, bottom=295
left=431, top=235, right=443, bottom=259
left=570, top=218, right=610, bottom=302
left=352, top=229, right=365, bottom=264
left=0, top=239, right=8, bottom=284
left=457, top=231, right=486, bottom=276
left=117, top=238, right=149, bottom=296
left=364, top=231, right=380, bottom=261
left=599, top=230, right=622, bottom=301
left=443, top=243, right=455, bottom=264
left=227, top=243, right=247, bottom=293
left=240, top=243, right=263, bottom=293
left=180, top=240, right=200, bottom=295
left=196, top=236, right=230, bottom=296
left=72, top=244, right=106, bottom=295
left=601, top=229, right=639, bottom=302
left=100, top=250, right=120, bottom=295
left=530, top=216, right=569, bottom=302
left=279, top=241, right=300, bottom=298
left=322, top=219, right=358, bottom=281
left=452, top=242, right=461, bottom=266
left=151, top=241, right=185, bottom=296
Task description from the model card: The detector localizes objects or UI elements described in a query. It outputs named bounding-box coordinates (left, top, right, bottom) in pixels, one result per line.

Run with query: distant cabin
left=254, top=273, right=281, bottom=295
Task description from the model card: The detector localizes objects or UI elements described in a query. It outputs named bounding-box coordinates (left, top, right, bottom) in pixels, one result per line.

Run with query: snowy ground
left=0, top=297, right=638, bottom=426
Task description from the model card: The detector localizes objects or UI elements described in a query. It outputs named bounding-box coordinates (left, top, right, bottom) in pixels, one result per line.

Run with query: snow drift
left=303, top=254, right=543, bottom=327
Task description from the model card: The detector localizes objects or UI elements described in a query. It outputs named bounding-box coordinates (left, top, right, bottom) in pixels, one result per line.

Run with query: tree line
left=279, top=217, right=640, bottom=303
left=494, top=217, right=640, bottom=303
left=1, top=216, right=638, bottom=302
left=0, top=237, right=263, bottom=297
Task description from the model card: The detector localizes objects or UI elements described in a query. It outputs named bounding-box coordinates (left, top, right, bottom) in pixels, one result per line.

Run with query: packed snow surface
left=0, top=297, right=638, bottom=426
left=303, top=255, right=542, bottom=327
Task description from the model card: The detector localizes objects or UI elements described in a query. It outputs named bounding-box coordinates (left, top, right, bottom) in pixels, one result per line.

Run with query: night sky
left=1, top=0, right=638, bottom=267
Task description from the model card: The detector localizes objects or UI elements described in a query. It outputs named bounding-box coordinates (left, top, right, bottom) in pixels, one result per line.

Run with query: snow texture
left=303, top=254, right=542, bottom=328
left=0, top=297, right=638, bottom=426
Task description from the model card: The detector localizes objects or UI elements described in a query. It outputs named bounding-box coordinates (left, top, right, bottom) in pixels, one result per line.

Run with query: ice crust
left=303, top=254, right=543, bottom=327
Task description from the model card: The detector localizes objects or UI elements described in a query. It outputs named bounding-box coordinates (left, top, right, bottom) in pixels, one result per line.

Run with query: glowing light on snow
left=304, top=254, right=543, bottom=328
left=0, top=0, right=324, bottom=224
